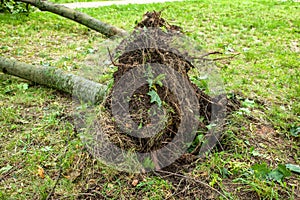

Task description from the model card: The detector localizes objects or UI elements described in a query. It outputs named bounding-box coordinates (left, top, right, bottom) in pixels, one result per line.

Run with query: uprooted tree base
left=89, top=11, right=240, bottom=171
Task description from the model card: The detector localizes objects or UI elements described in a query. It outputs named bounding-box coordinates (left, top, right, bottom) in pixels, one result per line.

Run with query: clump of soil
left=93, top=11, right=236, bottom=170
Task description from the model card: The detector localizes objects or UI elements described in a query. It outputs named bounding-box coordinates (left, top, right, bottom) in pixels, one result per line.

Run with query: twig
left=155, top=169, right=229, bottom=200
left=196, top=51, right=223, bottom=59
left=202, top=53, right=240, bottom=61
left=107, top=47, right=121, bottom=67
left=198, top=93, right=224, bottom=107
left=165, top=178, right=185, bottom=200
left=192, top=51, right=240, bottom=61
left=166, top=184, right=189, bottom=200
left=107, top=47, right=140, bottom=68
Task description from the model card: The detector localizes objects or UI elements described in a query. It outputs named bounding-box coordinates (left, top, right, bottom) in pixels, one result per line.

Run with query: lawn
left=0, top=0, right=299, bottom=199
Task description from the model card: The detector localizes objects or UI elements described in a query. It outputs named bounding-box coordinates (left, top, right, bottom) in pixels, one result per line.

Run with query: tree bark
left=17, top=0, right=127, bottom=38
left=0, top=56, right=107, bottom=104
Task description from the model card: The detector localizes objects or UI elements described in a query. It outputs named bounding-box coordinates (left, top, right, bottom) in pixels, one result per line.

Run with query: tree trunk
left=17, top=0, right=127, bottom=38
left=0, top=56, right=107, bottom=104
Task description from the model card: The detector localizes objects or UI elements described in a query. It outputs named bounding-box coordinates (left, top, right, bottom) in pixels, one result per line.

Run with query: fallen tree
left=16, top=0, right=127, bottom=37
left=1, top=9, right=240, bottom=174
left=0, top=56, right=107, bottom=104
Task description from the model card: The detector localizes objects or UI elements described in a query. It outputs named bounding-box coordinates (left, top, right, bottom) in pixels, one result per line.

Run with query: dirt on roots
left=89, top=11, right=239, bottom=171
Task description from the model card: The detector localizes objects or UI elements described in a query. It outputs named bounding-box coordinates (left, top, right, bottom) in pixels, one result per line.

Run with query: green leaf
left=147, top=90, right=162, bottom=108
left=0, top=165, right=13, bottom=174
left=242, top=99, right=255, bottom=108
left=277, top=164, right=292, bottom=177
left=147, top=78, right=153, bottom=88
left=251, top=163, right=270, bottom=179
left=238, top=107, right=251, bottom=114
left=251, top=150, right=262, bottom=157
left=206, top=123, right=216, bottom=130
left=195, top=134, right=204, bottom=144
left=22, top=83, right=29, bottom=90
left=290, top=126, right=300, bottom=137
left=145, top=65, right=154, bottom=88
left=221, top=167, right=230, bottom=178
left=156, top=80, right=163, bottom=87
left=190, top=75, right=208, bottom=91
left=17, top=83, right=29, bottom=91
left=138, top=121, right=143, bottom=129
left=41, top=146, right=53, bottom=152
left=268, top=170, right=284, bottom=182
left=286, top=164, right=300, bottom=174
left=268, top=164, right=291, bottom=182
left=153, top=74, right=165, bottom=87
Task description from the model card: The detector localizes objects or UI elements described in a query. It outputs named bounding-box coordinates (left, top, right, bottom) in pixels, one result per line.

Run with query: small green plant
left=0, top=0, right=31, bottom=13
left=136, top=177, right=171, bottom=199
left=189, top=74, right=209, bottom=92
left=147, top=90, right=162, bottom=108
left=289, top=126, right=300, bottom=137
left=250, top=163, right=291, bottom=182
left=187, top=132, right=204, bottom=153
left=142, top=157, right=155, bottom=170
left=145, top=65, right=165, bottom=108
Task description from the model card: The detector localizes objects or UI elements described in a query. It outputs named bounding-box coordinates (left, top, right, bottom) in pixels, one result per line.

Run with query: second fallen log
left=17, top=0, right=128, bottom=37
left=0, top=56, right=107, bottom=104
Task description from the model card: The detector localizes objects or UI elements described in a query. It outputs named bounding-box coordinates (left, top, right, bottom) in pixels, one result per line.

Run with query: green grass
left=0, top=0, right=299, bottom=199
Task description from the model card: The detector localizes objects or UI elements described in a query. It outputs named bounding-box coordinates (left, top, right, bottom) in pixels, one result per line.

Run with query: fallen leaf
left=200, top=171, right=208, bottom=177
left=107, top=183, right=114, bottom=189
left=37, top=166, right=45, bottom=179
left=63, top=175, right=71, bottom=179
left=63, top=170, right=81, bottom=181
left=88, top=179, right=96, bottom=184
left=132, top=179, right=139, bottom=187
